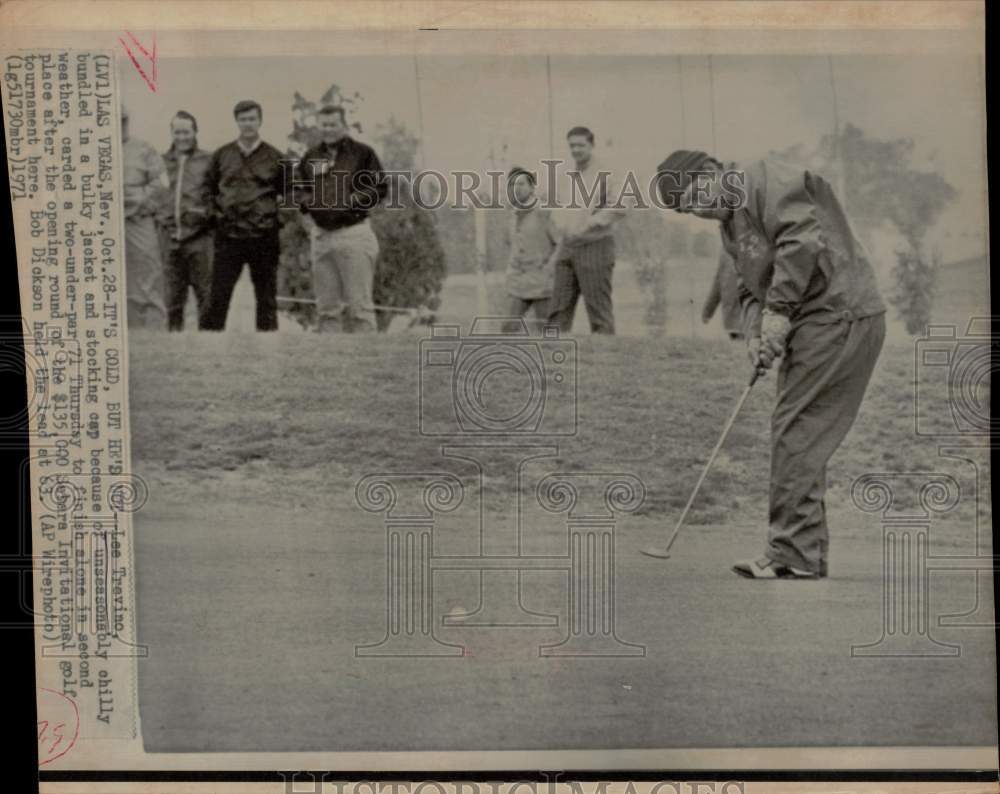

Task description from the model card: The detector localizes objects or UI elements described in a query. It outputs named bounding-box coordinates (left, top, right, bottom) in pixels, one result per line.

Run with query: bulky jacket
left=159, top=145, right=213, bottom=242
left=123, top=137, right=165, bottom=220
left=203, top=140, right=285, bottom=239
left=296, top=136, right=387, bottom=231
left=719, top=158, right=886, bottom=337
left=506, top=206, right=558, bottom=299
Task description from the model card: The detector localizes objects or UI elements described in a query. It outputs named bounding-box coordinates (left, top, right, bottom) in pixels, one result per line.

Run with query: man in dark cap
left=503, top=166, right=560, bottom=333
left=656, top=149, right=886, bottom=579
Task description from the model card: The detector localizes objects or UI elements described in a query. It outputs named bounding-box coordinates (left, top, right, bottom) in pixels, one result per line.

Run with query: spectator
left=158, top=111, right=213, bottom=330
left=200, top=100, right=285, bottom=331
left=122, top=105, right=169, bottom=329
left=296, top=105, right=387, bottom=333
left=503, top=167, right=560, bottom=333
left=547, top=126, right=628, bottom=334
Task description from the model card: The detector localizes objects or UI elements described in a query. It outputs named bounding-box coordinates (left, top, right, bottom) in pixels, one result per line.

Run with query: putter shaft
left=657, top=369, right=760, bottom=556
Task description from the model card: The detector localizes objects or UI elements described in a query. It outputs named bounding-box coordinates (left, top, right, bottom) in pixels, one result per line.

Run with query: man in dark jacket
left=159, top=111, right=213, bottom=330
left=657, top=150, right=886, bottom=579
left=200, top=100, right=285, bottom=331
left=295, top=105, right=387, bottom=332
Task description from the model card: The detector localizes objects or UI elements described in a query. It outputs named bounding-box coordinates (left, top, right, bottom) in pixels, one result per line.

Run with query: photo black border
left=2, top=5, right=997, bottom=788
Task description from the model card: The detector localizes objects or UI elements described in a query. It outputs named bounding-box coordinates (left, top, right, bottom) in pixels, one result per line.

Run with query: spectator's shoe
left=732, top=556, right=823, bottom=579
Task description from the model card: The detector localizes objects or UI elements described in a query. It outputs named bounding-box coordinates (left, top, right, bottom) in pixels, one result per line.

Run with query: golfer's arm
left=726, top=247, right=761, bottom=338
left=764, top=177, right=822, bottom=317
left=737, top=278, right=762, bottom=339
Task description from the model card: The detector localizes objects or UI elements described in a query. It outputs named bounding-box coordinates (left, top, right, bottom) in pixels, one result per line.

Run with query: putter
left=641, top=366, right=762, bottom=559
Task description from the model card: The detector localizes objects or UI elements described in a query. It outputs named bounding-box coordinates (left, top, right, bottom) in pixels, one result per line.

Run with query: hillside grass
left=128, top=329, right=979, bottom=527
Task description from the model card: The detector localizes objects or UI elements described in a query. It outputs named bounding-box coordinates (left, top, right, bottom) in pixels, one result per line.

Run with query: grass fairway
left=129, top=329, right=995, bottom=752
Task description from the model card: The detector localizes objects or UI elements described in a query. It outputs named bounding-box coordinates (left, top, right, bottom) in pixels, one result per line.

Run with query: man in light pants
left=547, top=126, right=627, bottom=335
left=297, top=105, right=387, bottom=332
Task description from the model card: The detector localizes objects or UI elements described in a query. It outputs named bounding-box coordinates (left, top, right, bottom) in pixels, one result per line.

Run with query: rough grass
left=128, top=328, right=983, bottom=528
left=129, top=328, right=996, bottom=752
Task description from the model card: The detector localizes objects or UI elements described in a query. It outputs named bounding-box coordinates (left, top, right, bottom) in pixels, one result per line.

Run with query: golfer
left=656, top=150, right=886, bottom=579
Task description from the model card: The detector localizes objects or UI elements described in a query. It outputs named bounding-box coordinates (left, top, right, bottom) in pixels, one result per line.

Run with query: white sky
left=122, top=54, right=987, bottom=262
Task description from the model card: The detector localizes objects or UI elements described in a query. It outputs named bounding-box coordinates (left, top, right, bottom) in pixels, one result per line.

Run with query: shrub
left=889, top=246, right=937, bottom=335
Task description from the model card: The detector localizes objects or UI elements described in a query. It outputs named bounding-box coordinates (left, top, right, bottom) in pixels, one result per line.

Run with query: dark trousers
left=164, top=232, right=213, bottom=331
left=200, top=232, right=279, bottom=331
left=766, top=313, right=886, bottom=574
left=546, top=236, right=615, bottom=334
left=505, top=295, right=551, bottom=334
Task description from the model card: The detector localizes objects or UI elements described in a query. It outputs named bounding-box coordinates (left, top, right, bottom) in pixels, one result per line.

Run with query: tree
left=618, top=210, right=674, bottom=334
left=373, top=113, right=419, bottom=172
left=884, top=169, right=954, bottom=334
left=891, top=248, right=938, bottom=335
left=770, top=123, right=957, bottom=334
left=370, top=116, right=447, bottom=331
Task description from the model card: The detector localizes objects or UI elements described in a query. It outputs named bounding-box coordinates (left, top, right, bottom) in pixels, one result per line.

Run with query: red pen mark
left=119, top=30, right=158, bottom=92
left=37, top=688, right=80, bottom=766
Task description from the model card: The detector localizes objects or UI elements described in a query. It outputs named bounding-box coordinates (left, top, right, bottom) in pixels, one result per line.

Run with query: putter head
left=640, top=546, right=672, bottom=559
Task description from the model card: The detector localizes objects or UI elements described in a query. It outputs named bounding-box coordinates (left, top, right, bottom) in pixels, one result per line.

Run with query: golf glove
left=747, top=336, right=776, bottom=370
left=760, top=310, right=792, bottom=360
